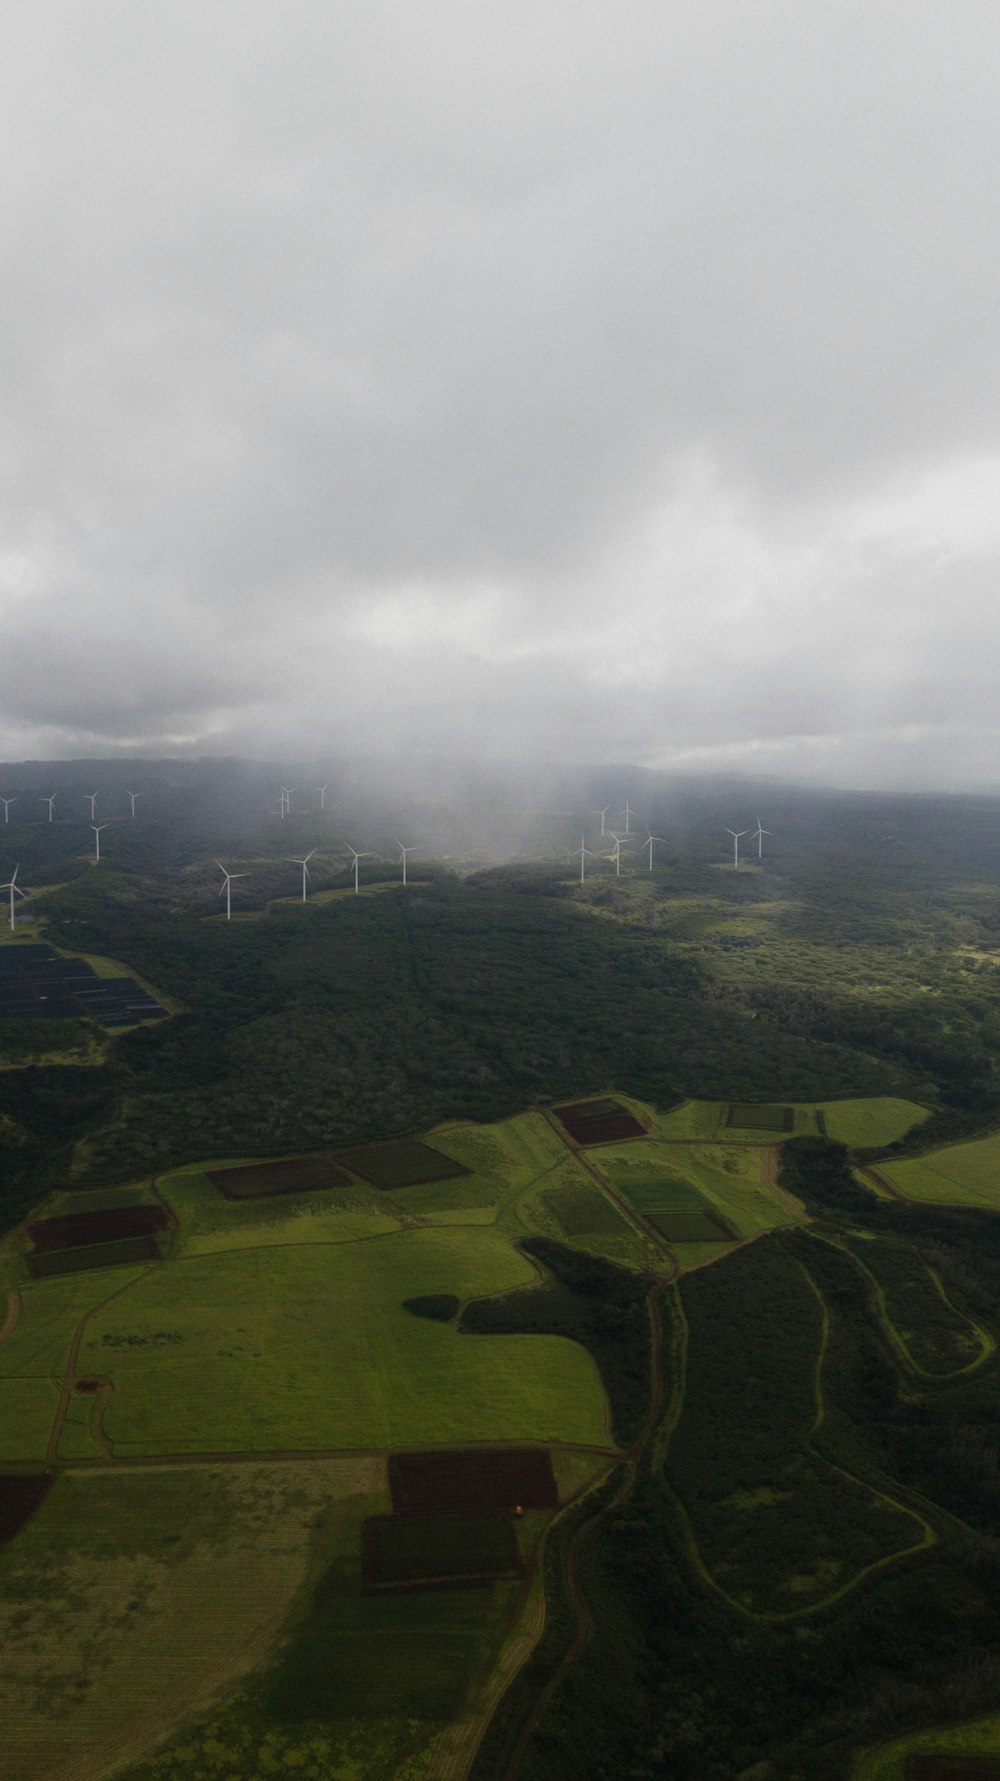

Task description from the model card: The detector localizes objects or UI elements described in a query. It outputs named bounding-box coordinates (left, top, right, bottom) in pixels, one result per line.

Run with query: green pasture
left=87, top=1227, right=609, bottom=1455
left=853, top=1712, right=1000, bottom=1778
left=0, top=1269, right=139, bottom=1377
left=595, top=1141, right=792, bottom=1244
left=158, top=1165, right=401, bottom=1254
left=819, top=1097, right=930, bottom=1148
left=653, top=1096, right=929, bottom=1150
left=877, top=1128, right=1000, bottom=1208
left=507, top=1156, right=663, bottom=1271
left=2, top=1459, right=398, bottom=1781
left=0, top=1376, right=59, bottom=1460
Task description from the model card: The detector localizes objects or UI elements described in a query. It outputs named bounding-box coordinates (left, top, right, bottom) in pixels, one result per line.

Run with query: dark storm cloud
left=1, top=2, right=998, bottom=786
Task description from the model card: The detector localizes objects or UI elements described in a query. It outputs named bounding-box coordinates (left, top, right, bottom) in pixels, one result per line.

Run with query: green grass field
left=86, top=1229, right=608, bottom=1456
left=596, top=1140, right=793, bottom=1244
left=877, top=1128, right=1000, bottom=1208
left=654, top=1097, right=929, bottom=1149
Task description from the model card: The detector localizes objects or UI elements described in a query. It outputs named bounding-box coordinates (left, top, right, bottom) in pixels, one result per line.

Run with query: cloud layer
left=1, top=2, right=999, bottom=787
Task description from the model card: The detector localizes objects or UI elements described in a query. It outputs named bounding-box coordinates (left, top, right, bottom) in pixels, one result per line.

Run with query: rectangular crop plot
left=645, top=1210, right=736, bottom=1242
left=554, top=1100, right=646, bottom=1145
left=335, top=1141, right=471, bottom=1191
left=206, top=1155, right=356, bottom=1200
left=28, top=1204, right=172, bottom=1251
left=544, top=1185, right=628, bottom=1236
left=389, top=1447, right=559, bottom=1515
left=26, top=1235, right=161, bottom=1278
left=0, top=1473, right=53, bottom=1545
left=0, top=944, right=165, bottom=1026
left=362, top=1513, right=524, bottom=1592
left=726, top=1103, right=793, bottom=1132
left=616, top=1173, right=710, bottom=1213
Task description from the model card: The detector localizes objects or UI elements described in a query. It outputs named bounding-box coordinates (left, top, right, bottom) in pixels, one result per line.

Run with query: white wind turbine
left=216, top=860, right=247, bottom=920
left=394, top=838, right=416, bottom=886
left=84, top=791, right=98, bottom=820
left=596, top=806, right=610, bottom=836
left=317, top=785, right=328, bottom=811
left=92, top=823, right=109, bottom=862
left=288, top=847, right=317, bottom=901
left=573, top=833, right=595, bottom=883
left=643, top=830, right=667, bottom=869
left=124, top=788, right=142, bottom=817
left=608, top=832, right=624, bottom=877
left=0, top=863, right=26, bottom=931
left=42, top=794, right=56, bottom=823
left=0, top=797, right=14, bottom=825
left=623, top=799, right=636, bottom=836
left=345, top=844, right=369, bottom=893
left=725, top=827, right=749, bottom=869
left=279, top=786, right=292, bottom=818
left=751, top=817, right=773, bottom=861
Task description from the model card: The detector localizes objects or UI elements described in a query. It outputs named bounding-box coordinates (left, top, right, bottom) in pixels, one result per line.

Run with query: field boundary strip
left=0, top=1286, right=22, bottom=1346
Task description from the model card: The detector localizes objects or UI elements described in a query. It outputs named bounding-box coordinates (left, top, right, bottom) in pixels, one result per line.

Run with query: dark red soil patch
left=908, top=1760, right=1000, bottom=1778
left=28, top=1204, right=171, bottom=1251
left=206, top=1156, right=356, bottom=1200
left=74, top=1378, right=102, bottom=1394
left=362, top=1512, right=524, bottom=1593
left=0, top=1474, right=53, bottom=1545
left=389, top=1447, right=559, bottom=1515
left=26, top=1235, right=161, bottom=1278
left=335, top=1141, right=471, bottom=1191
left=554, top=1100, right=646, bottom=1145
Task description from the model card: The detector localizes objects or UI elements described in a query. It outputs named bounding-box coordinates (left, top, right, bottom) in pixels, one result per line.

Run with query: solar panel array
left=0, top=944, right=166, bottom=1026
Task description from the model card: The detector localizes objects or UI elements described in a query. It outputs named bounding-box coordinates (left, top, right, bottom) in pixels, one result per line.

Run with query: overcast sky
left=1, top=2, right=998, bottom=789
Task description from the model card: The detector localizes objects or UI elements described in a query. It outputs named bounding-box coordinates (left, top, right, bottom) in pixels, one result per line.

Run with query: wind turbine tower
left=42, top=795, right=56, bottom=823
left=596, top=806, right=610, bottom=836
left=346, top=844, right=369, bottom=893
left=0, top=864, right=26, bottom=931
left=725, top=827, right=749, bottom=869
left=84, top=792, right=98, bottom=820
left=216, top=861, right=247, bottom=920
left=624, top=800, right=636, bottom=836
left=124, top=789, right=142, bottom=817
left=608, top=833, right=623, bottom=877
left=92, top=824, right=109, bottom=862
left=573, top=834, right=595, bottom=883
left=288, top=848, right=317, bottom=901
left=0, top=798, right=14, bottom=825
left=317, top=785, right=328, bottom=811
left=644, top=830, right=667, bottom=869
left=394, top=839, right=416, bottom=886
left=752, top=818, right=773, bottom=860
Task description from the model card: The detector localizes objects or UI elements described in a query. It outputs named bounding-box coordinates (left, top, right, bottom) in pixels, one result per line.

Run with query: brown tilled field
left=362, top=1512, right=524, bottom=1592
left=28, top=1204, right=172, bottom=1251
left=0, top=1474, right=53, bottom=1546
left=554, top=1100, right=646, bottom=1144
left=206, top=1156, right=356, bottom=1199
left=389, top=1447, right=559, bottom=1514
left=334, top=1141, right=471, bottom=1191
